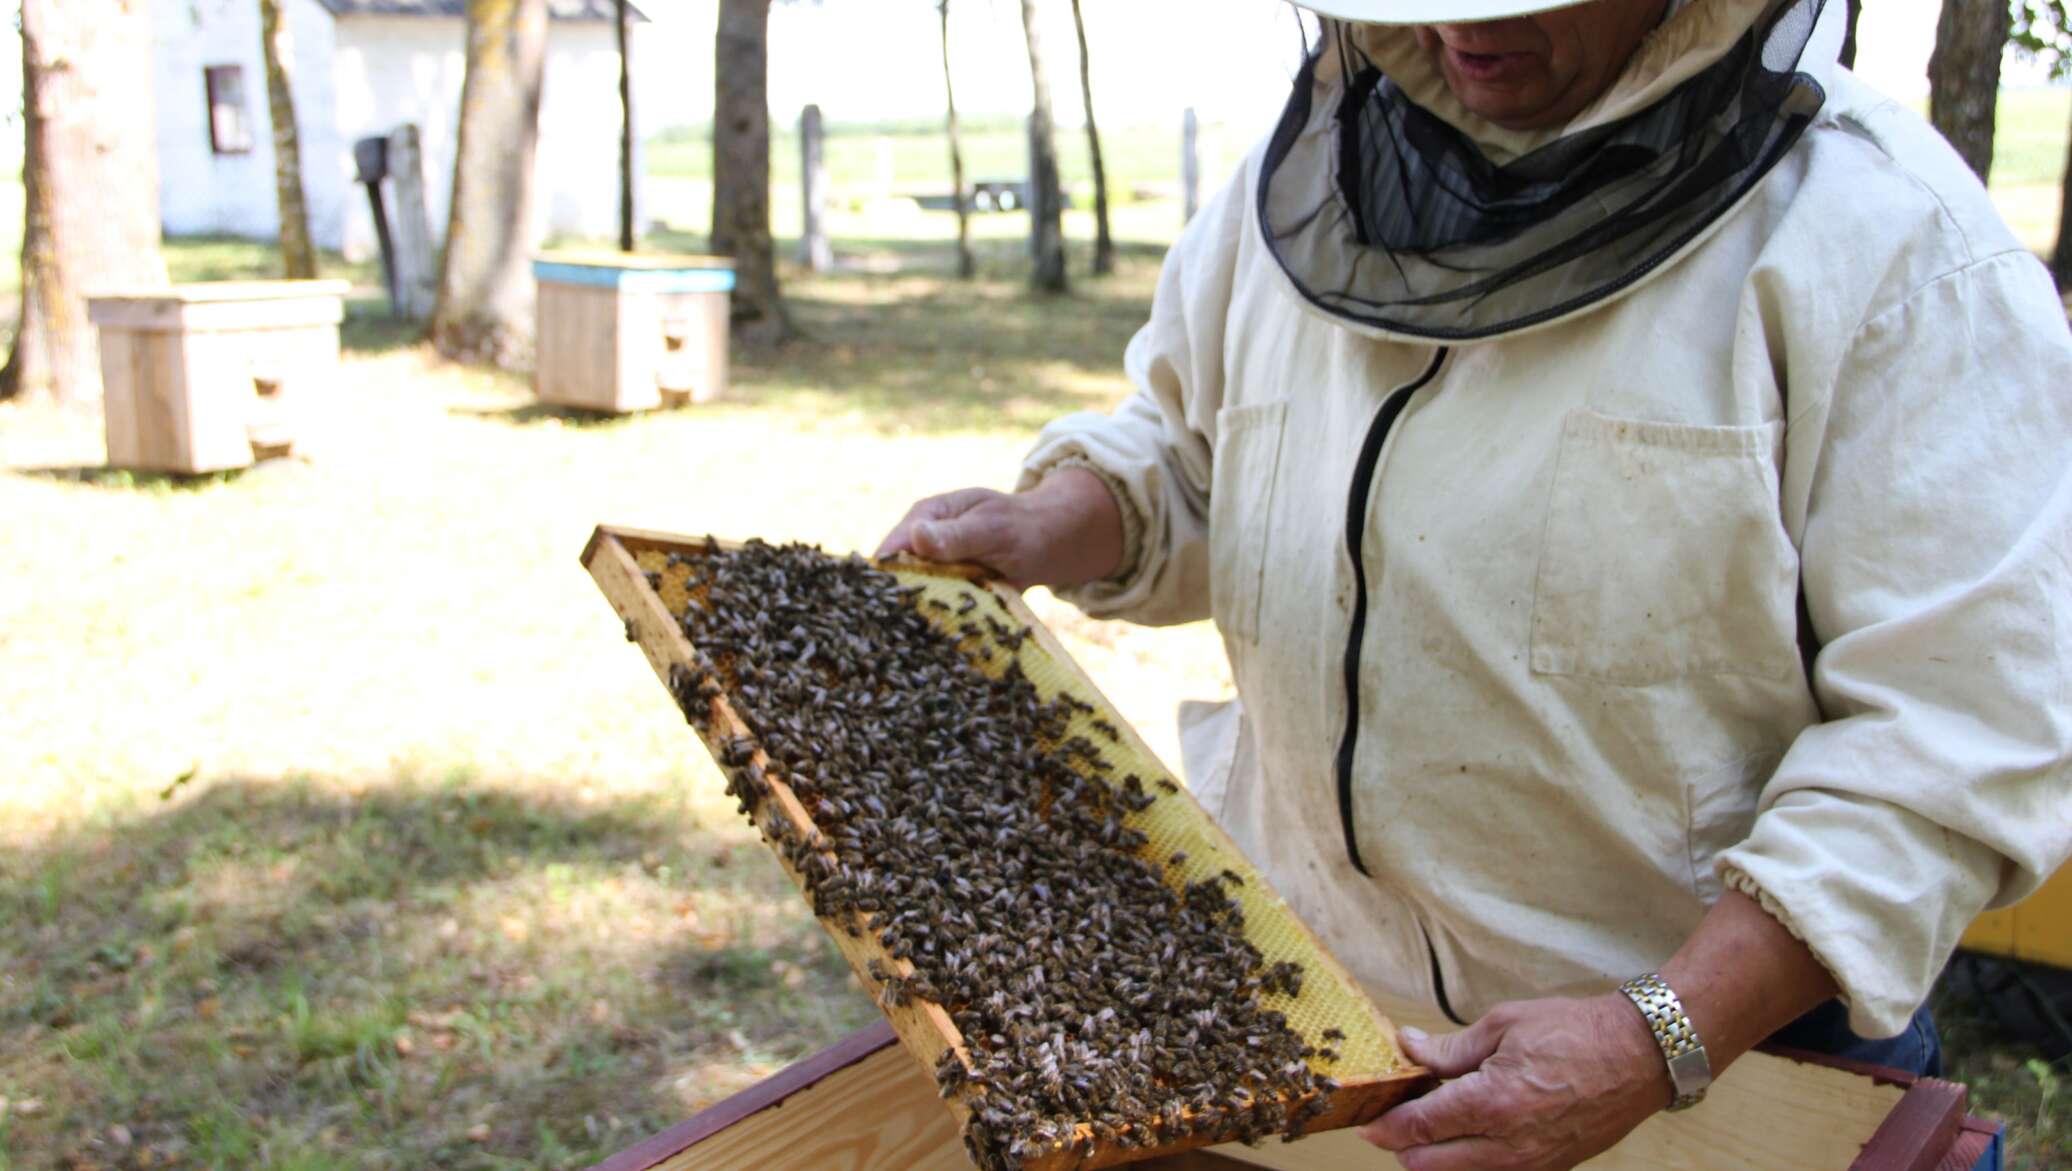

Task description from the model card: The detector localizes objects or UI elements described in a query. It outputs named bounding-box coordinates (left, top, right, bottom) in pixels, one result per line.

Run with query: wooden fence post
left=387, top=123, right=438, bottom=320
left=1182, top=107, right=1201, bottom=224
left=799, top=104, right=831, bottom=272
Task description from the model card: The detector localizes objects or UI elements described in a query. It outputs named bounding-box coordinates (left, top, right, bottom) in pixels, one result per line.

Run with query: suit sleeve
left=1014, top=156, right=1255, bottom=627
left=1718, top=250, right=2072, bottom=1037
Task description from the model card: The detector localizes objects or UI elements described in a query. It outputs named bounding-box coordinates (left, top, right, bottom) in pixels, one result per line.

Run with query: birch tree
left=1068, top=0, right=1112, bottom=276
left=259, top=0, right=317, bottom=279
left=430, top=0, right=548, bottom=368
left=1019, top=0, right=1067, bottom=293
left=2012, top=0, right=2070, bottom=288
left=940, top=0, right=975, bottom=279
left=616, top=0, right=636, bottom=253
left=1927, top=0, right=2011, bottom=180
left=711, top=0, right=794, bottom=340
left=1, top=0, right=167, bottom=405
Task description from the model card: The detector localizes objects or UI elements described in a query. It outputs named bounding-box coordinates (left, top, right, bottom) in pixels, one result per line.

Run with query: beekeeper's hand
left=1361, top=890, right=1839, bottom=1171
left=1360, top=995, right=1667, bottom=1171
left=876, top=468, right=1123, bottom=590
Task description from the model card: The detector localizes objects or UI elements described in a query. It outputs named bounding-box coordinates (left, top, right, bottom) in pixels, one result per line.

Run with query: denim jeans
left=1765, top=997, right=1943, bottom=1076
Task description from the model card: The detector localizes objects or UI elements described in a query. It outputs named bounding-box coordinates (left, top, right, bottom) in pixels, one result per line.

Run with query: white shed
left=153, top=0, right=648, bottom=262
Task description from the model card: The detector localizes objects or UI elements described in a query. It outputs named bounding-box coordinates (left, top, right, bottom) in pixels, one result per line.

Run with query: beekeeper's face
left=1412, top=0, right=1669, bottom=129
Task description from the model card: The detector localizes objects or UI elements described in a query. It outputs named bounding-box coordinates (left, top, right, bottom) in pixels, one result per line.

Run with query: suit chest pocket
left=1210, top=401, right=1289, bottom=644
left=1530, top=410, right=1798, bottom=686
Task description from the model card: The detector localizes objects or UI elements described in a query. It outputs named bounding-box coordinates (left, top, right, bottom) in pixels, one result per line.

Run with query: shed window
left=205, top=65, right=253, bottom=155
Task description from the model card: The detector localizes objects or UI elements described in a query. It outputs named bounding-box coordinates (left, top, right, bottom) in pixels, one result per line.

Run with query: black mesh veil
left=1258, top=0, right=1829, bottom=339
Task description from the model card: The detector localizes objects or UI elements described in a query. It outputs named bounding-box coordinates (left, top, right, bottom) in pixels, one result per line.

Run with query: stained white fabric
left=1017, top=0, right=2072, bottom=1037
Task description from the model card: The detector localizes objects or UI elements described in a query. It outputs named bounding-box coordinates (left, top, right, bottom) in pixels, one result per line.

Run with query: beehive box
left=534, top=251, right=733, bottom=413
left=88, top=280, right=348, bottom=474
left=583, top=525, right=1434, bottom=1169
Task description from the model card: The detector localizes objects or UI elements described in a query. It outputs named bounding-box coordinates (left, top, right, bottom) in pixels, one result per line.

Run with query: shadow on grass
left=0, top=775, right=875, bottom=1170
left=9, top=463, right=258, bottom=492
left=341, top=299, right=425, bottom=357
left=446, top=401, right=654, bottom=431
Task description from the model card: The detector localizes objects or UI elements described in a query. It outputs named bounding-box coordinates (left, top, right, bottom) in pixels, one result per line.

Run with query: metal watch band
left=1618, top=972, right=1712, bottom=1112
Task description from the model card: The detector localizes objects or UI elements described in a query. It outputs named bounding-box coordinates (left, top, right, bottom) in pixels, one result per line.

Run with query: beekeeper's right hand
left=875, top=468, right=1123, bottom=591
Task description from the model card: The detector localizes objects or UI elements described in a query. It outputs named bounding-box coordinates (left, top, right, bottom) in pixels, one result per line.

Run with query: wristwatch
left=1618, top=972, right=1713, bottom=1111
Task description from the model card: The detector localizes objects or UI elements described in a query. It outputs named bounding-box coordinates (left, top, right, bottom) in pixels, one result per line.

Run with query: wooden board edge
left=1847, top=1077, right=1966, bottom=1171
left=1758, top=1045, right=1923, bottom=1089
left=582, top=531, right=975, bottom=1101
left=581, top=1022, right=902, bottom=1171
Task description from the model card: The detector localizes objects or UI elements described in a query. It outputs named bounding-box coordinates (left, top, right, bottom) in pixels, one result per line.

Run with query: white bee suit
left=1019, top=0, right=2072, bottom=1038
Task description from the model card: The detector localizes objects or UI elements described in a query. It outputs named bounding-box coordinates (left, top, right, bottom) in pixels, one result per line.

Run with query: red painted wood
left=1847, top=1078, right=1966, bottom=1171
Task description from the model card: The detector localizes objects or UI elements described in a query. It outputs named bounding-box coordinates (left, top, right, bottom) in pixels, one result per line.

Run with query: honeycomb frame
left=582, top=524, right=1434, bottom=1169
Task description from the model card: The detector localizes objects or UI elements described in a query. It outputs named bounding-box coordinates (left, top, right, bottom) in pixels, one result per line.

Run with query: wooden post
left=387, top=124, right=438, bottom=321
left=874, top=135, right=896, bottom=200
left=1182, top=106, right=1202, bottom=224
left=799, top=104, right=831, bottom=272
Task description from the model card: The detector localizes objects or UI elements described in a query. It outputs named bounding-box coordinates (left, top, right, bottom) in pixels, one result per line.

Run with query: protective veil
left=1262, top=0, right=1828, bottom=338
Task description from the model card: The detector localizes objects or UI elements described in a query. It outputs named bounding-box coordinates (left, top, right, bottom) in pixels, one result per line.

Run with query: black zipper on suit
left=1334, top=346, right=1464, bottom=1026
left=1335, top=346, right=1446, bottom=875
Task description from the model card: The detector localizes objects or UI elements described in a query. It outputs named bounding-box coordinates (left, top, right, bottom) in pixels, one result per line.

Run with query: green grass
left=1985, top=87, right=2072, bottom=189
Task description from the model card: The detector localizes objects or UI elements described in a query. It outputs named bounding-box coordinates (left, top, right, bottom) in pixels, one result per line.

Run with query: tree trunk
left=2052, top=97, right=2072, bottom=291
left=1839, top=0, right=1862, bottom=69
left=1927, top=0, right=2010, bottom=182
left=1, top=0, right=167, bottom=406
left=430, top=0, right=548, bottom=370
left=1019, top=0, right=1067, bottom=294
left=1068, top=0, right=1112, bottom=277
left=616, top=0, right=635, bottom=253
left=259, top=0, right=317, bottom=279
left=711, top=0, right=793, bottom=341
left=940, top=0, right=974, bottom=279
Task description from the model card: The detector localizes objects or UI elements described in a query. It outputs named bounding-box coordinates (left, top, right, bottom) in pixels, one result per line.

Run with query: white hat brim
left=1289, top=0, right=1591, bottom=24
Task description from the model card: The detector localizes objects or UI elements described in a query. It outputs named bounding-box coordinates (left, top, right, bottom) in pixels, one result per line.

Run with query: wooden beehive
left=1963, top=862, right=2072, bottom=970
left=534, top=251, right=734, bottom=413
left=583, top=525, right=1435, bottom=1169
left=88, top=280, right=348, bottom=474
left=583, top=1018, right=2005, bottom=1171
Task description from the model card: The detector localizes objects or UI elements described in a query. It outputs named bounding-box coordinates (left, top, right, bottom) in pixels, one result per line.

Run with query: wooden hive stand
left=534, top=251, right=735, bottom=413
left=88, top=280, right=349, bottom=474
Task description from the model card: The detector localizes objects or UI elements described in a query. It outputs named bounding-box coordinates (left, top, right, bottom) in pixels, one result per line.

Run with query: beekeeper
left=881, top=0, right=2072, bottom=1166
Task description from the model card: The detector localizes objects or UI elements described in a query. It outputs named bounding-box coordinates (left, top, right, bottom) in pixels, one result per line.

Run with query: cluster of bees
left=657, top=540, right=1337, bottom=1168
